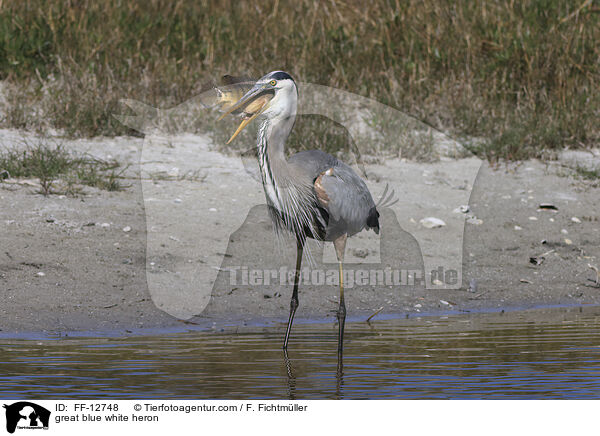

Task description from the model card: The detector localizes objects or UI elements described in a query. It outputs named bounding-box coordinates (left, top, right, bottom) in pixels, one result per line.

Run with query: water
left=1, top=310, right=600, bottom=399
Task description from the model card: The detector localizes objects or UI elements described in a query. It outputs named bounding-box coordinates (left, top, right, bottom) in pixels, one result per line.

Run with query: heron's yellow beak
left=225, top=105, right=267, bottom=144
left=218, top=85, right=273, bottom=144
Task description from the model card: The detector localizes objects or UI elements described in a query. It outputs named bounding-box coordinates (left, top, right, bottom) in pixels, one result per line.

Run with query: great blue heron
left=218, top=71, right=380, bottom=353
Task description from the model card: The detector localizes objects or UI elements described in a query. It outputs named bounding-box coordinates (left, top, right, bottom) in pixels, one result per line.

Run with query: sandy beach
left=1, top=129, right=599, bottom=335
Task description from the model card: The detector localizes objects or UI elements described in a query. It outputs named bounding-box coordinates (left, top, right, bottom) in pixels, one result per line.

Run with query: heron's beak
left=218, top=85, right=273, bottom=144
left=225, top=109, right=265, bottom=144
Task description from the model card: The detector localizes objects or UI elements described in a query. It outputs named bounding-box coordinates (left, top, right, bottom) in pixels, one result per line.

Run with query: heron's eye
left=269, top=80, right=277, bottom=86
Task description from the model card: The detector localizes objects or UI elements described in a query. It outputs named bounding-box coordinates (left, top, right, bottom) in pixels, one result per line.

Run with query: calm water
left=1, top=311, right=600, bottom=399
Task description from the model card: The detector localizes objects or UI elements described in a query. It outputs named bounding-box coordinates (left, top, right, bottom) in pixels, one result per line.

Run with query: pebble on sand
left=453, top=205, right=470, bottom=214
left=122, top=226, right=132, bottom=232
left=420, top=217, right=446, bottom=229
left=466, top=216, right=483, bottom=225
left=571, top=217, right=582, bottom=223
left=36, top=272, right=45, bottom=277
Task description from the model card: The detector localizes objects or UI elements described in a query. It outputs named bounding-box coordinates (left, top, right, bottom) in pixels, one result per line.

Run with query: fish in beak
left=198, top=75, right=255, bottom=111
left=218, top=83, right=274, bottom=144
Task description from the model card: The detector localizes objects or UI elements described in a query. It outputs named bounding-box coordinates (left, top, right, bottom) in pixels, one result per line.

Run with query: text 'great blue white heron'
left=219, top=71, right=380, bottom=354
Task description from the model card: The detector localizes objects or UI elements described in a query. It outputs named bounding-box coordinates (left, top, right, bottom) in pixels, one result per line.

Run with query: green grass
left=574, top=164, right=600, bottom=181
left=0, top=0, right=598, bottom=161
left=0, top=140, right=126, bottom=195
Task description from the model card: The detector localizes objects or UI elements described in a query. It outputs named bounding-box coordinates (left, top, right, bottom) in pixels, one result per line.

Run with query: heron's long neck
left=256, top=109, right=318, bottom=240
left=257, top=114, right=294, bottom=182
left=256, top=85, right=298, bottom=180
left=256, top=115, right=293, bottom=213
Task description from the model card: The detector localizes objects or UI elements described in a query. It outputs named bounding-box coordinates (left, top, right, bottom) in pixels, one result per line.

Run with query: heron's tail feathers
left=376, top=183, right=399, bottom=208
left=369, top=183, right=397, bottom=234
left=366, top=206, right=380, bottom=235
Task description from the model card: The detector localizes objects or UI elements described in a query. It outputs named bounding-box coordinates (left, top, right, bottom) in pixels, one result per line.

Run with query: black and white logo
left=3, top=402, right=50, bottom=434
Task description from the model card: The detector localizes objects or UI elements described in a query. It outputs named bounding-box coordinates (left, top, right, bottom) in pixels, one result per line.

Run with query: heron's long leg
left=334, top=234, right=348, bottom=354
left=283, top=238, right=303, bottom=350
left=336, top=261, right=346, bottom=352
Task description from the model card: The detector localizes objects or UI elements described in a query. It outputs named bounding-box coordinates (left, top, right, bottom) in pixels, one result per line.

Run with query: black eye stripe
left=270, top=71, right=295, bottom=82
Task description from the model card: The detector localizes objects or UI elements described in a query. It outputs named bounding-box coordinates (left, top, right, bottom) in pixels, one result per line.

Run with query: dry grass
left=0, top=0, right=598, bottom=160
left=0, top=139, right=125, bottom=195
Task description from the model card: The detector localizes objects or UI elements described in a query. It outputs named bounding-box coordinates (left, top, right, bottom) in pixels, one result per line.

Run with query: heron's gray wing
left=287, top=149, right=338, bottom=179
left=314, top=162, right=377, bottom=237
left=288, top=149, right=378, bottom=237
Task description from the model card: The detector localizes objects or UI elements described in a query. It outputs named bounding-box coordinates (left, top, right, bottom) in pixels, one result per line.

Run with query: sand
left=1, top=128, right=599, bottom=336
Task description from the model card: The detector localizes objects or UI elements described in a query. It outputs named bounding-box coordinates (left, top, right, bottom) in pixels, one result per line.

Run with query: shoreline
left=1, top=303, right=599, bottom=340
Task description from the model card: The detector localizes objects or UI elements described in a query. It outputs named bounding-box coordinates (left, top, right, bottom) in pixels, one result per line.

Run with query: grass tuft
left=0, top=139, right=126, bottom=195
left=574, top=164, right=600, bottom=181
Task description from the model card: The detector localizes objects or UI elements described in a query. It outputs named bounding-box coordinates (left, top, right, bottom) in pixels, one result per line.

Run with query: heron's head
left=219, top=71, right=297, bottom=144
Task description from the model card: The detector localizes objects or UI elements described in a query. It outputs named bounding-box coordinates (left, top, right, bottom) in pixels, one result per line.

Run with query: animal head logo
left=3, top=402, right=50, bottom=434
